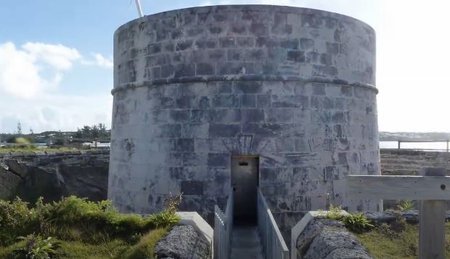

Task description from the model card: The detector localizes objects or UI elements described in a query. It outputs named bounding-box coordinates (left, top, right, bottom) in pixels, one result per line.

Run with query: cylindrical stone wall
left=109, top=5, right=379, bottom=221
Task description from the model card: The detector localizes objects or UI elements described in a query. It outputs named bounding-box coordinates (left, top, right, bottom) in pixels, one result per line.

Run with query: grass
left=0, top=234, right=168, bottom=259
left=0, top=196, right=180, bottom=258
left=122, top=228, right=169, bottom=259
left=0, top=146, right=91, bottom=154
left=0, top=239, right=129, bottom=259
left=357, top=222, right=450, bottom=258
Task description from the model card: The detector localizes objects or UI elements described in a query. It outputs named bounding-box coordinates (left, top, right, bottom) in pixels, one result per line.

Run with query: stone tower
left=109, top=5, right=379, bottom=223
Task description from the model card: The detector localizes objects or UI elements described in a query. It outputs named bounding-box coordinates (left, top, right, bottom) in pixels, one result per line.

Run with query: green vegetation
left=12, top=235, right=60, bottom=259
left=122, top=228, right=169, bottom=259
left=0, top=196, right=180, bottom=258
left=325, top=205, right=374, bottom=233
left=324, top=206, right=450, bottom=258
left=73, top=124, right=109, bottom=141
left=1, top=123, right=111, bottom=150
left=0, top=146, right=78, bottom=154
left=396, top=200, right=415, bottom=212
left=341, top=213, right=374, bottom=233
left=357, top=222, right=450, bottom=258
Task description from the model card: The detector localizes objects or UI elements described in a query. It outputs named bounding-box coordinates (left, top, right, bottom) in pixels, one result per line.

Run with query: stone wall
left=380, top=149, right=450, bottom=209
left=109, top=5, right=379, bottom=224
left=296, top=218, right=372, bottom=259
left=2, top=148, right=448, bottom=212
left=381, top=149, right=450, bottom=175
left=0, top=150, right=109, bottom=202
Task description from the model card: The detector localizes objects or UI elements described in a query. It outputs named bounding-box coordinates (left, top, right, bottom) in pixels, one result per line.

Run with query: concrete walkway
left=230, top=226, right=264, bottom=259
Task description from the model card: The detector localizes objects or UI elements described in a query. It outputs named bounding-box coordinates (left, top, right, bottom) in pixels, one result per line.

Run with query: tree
left=17, top=122, right=22, bottom=135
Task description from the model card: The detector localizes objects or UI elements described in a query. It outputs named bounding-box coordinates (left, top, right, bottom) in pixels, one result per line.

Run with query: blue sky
left=0, top=0, right=449, bottom=133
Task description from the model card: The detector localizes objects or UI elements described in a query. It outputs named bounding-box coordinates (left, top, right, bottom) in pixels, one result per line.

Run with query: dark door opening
left=231, top=155, right=259, bottom=226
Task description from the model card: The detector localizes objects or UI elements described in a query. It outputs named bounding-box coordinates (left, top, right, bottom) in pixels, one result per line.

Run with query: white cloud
left=93, top=53, right=113, bottom=69
left=0, top=42, right=81, bottom=99
left=0, top=93, right=112, bottom=133
left=0, top=41, right=113, bottom=132
left=0, top=42, right=42, bottom=98
left=81, top=53, right=113, bottom=69
left=22, top=42, right=81, bottom=71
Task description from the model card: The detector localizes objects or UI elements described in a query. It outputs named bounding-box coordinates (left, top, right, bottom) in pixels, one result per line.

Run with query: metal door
left=231, top=156, right=258, bottom=225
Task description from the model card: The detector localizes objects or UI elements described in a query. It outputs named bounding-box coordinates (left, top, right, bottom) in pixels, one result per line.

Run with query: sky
left=0, top=0, right=449, bottom=133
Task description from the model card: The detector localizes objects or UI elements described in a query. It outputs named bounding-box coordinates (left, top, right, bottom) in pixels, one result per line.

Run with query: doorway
left=231, top=155, right=259, bottom=225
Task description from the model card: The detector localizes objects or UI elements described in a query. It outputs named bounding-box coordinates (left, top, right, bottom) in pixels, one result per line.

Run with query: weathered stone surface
left=297, top=218, right=372, bottom=259
left=0, top=164, right=22, bottom=199
left=0, top=151, right=108, bottom=202
left=380, top=149, right=450, bottom=210
left=304, top=228, right=371, bottom=259
left=296, top=218, right=345, bottom=256
left=110, top=5, right=379, bottom=230
left=155, top=225, right=211, bottom=259
left=363, top=211, right=396, bottom=225
left=381, top=149, right=450, bottom=176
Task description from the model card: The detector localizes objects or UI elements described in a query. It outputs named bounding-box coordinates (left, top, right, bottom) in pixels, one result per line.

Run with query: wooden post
left=398, top=140, right=401, bottom=149
left=419, top=168, right=446, bottom=259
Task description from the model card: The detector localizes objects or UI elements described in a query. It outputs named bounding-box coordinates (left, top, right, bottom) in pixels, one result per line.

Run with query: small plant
left=123, top=228, right=168, bottom=259
left=13, top=234, right=60, bottom=259
left=148, top=193, right=182, bottom=228
left=377, top=223, right=399, bottom=238
left=0, top=198, right=33, bottom=245
left=326, top=204, right=345, bottom=220
left=397, top=200, right=414, bottom=212
left=389, top=211, right=407, bottom=233
left=342, top=213, right=374, bottom=233
left=164, top=193, right=182, bottom=214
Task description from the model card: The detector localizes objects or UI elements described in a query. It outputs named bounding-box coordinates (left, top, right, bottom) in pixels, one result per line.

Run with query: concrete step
left=231, top=226, right=264, bottom=259
left=230, top=250, right=264, bottom=259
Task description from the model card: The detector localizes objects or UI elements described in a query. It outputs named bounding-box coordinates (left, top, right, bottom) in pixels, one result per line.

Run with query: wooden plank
left=346, top=175, right=450, bottom=200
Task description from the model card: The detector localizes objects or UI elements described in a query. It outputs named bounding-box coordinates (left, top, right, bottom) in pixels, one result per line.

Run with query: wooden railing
left=213, top=188, right=233, bottom=259
left=380, top=139, right=450, bottom=152
left=257, top=188, right=289, bottom=259
left=346, top=168, right=450, bottom=259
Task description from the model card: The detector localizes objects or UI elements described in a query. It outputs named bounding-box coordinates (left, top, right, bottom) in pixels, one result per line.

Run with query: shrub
left=148, top=193, right=182, bottom=228
left=397, top=200, right=414, bottom=212
left=342, top=213, right=374, bottom=233
left=0, top=196, right=182, bottom=259
left=0, top=196, right=181, bottom=246
left=324, top=205, right=374, bottom=234
left=0, top=198, right=33, bottom=245
left=12, top=234, right=60, bottom=259
left=389, top=211, right=407, bottom=233
left=325, top=204, right=345, bottom=221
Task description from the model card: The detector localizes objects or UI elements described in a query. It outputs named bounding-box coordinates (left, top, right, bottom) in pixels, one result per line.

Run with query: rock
left=16, top=166, right=66, bottom=202
left=401, top=210, right=419, bottom=224
left=57, top=162, right=108, bottom=201
left=296, top=218, right=345, bottom=256
left=155, top=225, right=210, bottom=259
left=364, top=211, right=396, bottom=225
left=5, top=159, right=29, bottom=178
left=325, top=248, right=373, bottom=259
left=0, top=151, right=109, bottom=203
left=364, top=210, right=446, bottom=225
left=304, top=227, right=372, bottom=259
left=297, top=218, right=372, bottom=259
left=0, top=165, right=22, bottom=199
